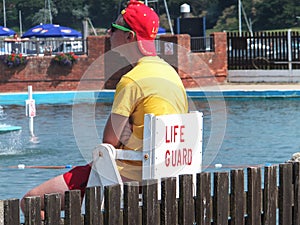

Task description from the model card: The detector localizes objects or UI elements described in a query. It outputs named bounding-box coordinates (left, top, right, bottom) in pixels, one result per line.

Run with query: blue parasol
left=158, top=27, right=166, bottom=35
left=22, top=24, right=82, bottom=38
left=0, top=26, right=16, bottom=36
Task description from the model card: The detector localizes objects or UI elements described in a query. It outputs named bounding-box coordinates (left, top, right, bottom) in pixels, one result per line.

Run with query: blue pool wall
left=1, top=89, right=300, bottom=105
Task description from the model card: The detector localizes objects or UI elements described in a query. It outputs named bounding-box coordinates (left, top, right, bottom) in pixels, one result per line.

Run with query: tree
left=16, top=0, right=45, bottom=30
left=87, top=0, right=119, bottom=29
left=1, top=0, right=19, bottom=29
left=52, top=0, right=84, bottom=28
left=254, top=0, right=300, bottom=30
left=1, top=0, right=299, bottom=35
left=213, top=5, right=238, bottom=31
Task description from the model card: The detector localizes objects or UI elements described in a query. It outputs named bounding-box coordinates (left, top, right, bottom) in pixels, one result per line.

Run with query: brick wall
left=0, top=33, right=227, bottom=93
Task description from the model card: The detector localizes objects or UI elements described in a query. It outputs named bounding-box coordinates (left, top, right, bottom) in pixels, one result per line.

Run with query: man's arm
left=102, top=113, right=131, bottom=148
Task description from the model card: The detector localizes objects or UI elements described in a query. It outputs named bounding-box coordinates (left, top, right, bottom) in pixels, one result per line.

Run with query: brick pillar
left=87, top=36, right=107, bottom=60
left=210, top=32, right=228, bottom=82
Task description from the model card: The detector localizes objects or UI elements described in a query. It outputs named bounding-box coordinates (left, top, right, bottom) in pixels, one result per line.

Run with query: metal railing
left=0, top=36, right=215, bottom=57
left=227, top=31, right=300, bottom=70
left=0, top=38, right=86, bottom=56
left=191, top=36, right=214, bottom=52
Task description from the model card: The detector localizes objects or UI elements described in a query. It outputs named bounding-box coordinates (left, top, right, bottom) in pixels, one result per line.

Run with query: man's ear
left=127, top=31, right=135, bottom=40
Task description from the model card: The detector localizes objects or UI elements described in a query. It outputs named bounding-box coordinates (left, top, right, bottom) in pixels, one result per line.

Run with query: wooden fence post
left=24, top=196, right=41, bottom=225
left=142, top=179, right=158, bottom=225
left=84, top=186, right=102, bottom=225
left=195, top=172, right=211, bottom=225
left=247, top=167, right=262, bottom=225
left=263, top=165, right=277, bottom=225
left=64, top=190, right=83, bottom=225
left=0, top=200, right=3, bottom=225
left=161, top=177, right=177, bottom=225
left=4, top=199, right=19, bottom=225
left=44, top=193, right=61, bottom=225
left=293, top=162, right=300, bottom=225
left=230, top=169, right=245, bottom=225
left=213, top=172, right=229, bottom=225
left=279, top=163, right=293, bottom=225
left=123, top=181, right=139, bottom=225
left=178, top=174, right=194, bottom=225
left=104, top=184, right=121, bottom=225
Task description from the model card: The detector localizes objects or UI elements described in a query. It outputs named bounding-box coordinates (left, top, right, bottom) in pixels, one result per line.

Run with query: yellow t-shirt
left=111, top=56, right=188, bottom=181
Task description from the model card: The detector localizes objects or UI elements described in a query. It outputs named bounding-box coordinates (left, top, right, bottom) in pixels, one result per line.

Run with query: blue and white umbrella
left=22, top=24, right=82, bottom=38
left=0, top=26, right=16, bottom=36
left=158, top=27, right=166, bottom=35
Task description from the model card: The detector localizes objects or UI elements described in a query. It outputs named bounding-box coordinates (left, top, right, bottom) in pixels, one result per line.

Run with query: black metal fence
left=227, top=31, right=300, bottom=70
left=191, top=36, right=215, bottom=52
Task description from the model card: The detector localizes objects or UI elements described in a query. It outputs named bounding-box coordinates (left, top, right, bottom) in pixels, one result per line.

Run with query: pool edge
left=1, top=88, right=300, bottom=105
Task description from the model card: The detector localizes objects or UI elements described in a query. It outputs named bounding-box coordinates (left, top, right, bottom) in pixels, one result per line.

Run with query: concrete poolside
left=209, top=83, right=300, bottom=91
left=1, top=83, right=300, bottom=105
left=187, top=83, right=300, bottom=98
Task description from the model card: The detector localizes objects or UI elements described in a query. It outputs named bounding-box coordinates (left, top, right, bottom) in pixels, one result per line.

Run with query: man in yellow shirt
left=21, top=0, right=188, bottom=215
left=103, top=0, right=188, bottom=182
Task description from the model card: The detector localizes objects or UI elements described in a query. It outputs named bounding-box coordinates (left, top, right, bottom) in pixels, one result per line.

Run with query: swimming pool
left=0, top=93, right=299, bottom=202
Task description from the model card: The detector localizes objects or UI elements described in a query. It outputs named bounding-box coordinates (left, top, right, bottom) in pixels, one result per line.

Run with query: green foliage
left=0, top=0, right=299, bottom=33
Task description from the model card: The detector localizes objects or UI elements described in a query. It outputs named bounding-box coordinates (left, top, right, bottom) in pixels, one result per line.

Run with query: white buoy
left=17, top=164, right=25, bottom=169
left=215, top=163, right=223, bottom=169
left=25, top=86, right=36, bottom=140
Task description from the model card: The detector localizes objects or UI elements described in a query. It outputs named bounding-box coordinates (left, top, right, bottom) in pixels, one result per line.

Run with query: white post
left=164, top=0, right=174, bottom=35
left=26, top=86, right=36, bottom=138
left=238, top=0, right=242, bottom=36
left=3, top=0, right=6, bottom=27
left=19, top=10, right=22, bottom=35
left=287, top=29, right=293, bottom=81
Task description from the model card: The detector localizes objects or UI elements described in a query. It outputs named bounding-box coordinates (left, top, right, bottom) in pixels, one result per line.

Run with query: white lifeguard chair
left=83, top=111, right=203, bottom=210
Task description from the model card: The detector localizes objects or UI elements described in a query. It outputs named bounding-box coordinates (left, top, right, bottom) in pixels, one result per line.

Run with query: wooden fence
left=2, top=162, right=300, bottom=224
left=227, top=31, right=300, bottom=70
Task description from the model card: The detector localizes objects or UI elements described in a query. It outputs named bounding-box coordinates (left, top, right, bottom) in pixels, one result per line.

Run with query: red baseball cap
left=121, top=0, right=159, bottom=56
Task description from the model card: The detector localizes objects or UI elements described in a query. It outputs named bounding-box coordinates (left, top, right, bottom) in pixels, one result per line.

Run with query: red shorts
left=63, top=164, right=91, bottom=198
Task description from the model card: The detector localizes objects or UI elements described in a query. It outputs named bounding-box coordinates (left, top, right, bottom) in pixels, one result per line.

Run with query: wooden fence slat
left=44, top=193, right=62, bottom=225
left=195, top=172, right=211, bottom=225
left=24, top=196, right=41, bottom=225
left=64, top=190, right=83, bottom=225
left=279, top=163, right=293, bottom=225
left=247, top=167, right=262, bottom=225
left=0, top=200, right=3, bottom=225
left=161, top=177, right=177, bottom=225
left=178, top=174, right=194, bottom=225
left=213, top=172, right=229, bottom=225
left=4, top=199, right=20, bottom=225
left=84, top=186, right=102, bottom=225
left=123, top=181, right=140, bottom=225
left=104, top=184, right=121, bottom=225
left=230, top=169, right=245, bottom=225
left=6, top=164, right=300, bottom=224
left=293, top=162, right=300, bottom=225
left=142, top=179, right=158, bottom=225
left=262, top=165, right=277, bottom=225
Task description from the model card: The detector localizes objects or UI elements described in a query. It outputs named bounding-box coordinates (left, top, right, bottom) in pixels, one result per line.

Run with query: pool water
left=0, top=98, right=299, bottom=202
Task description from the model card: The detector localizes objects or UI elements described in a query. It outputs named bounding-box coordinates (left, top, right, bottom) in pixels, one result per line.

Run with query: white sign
left=26, top=99, right=36, bottom=117
left=150, top=112, right=203, bottom=179
left=164, top=42, right=174, bottom=55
